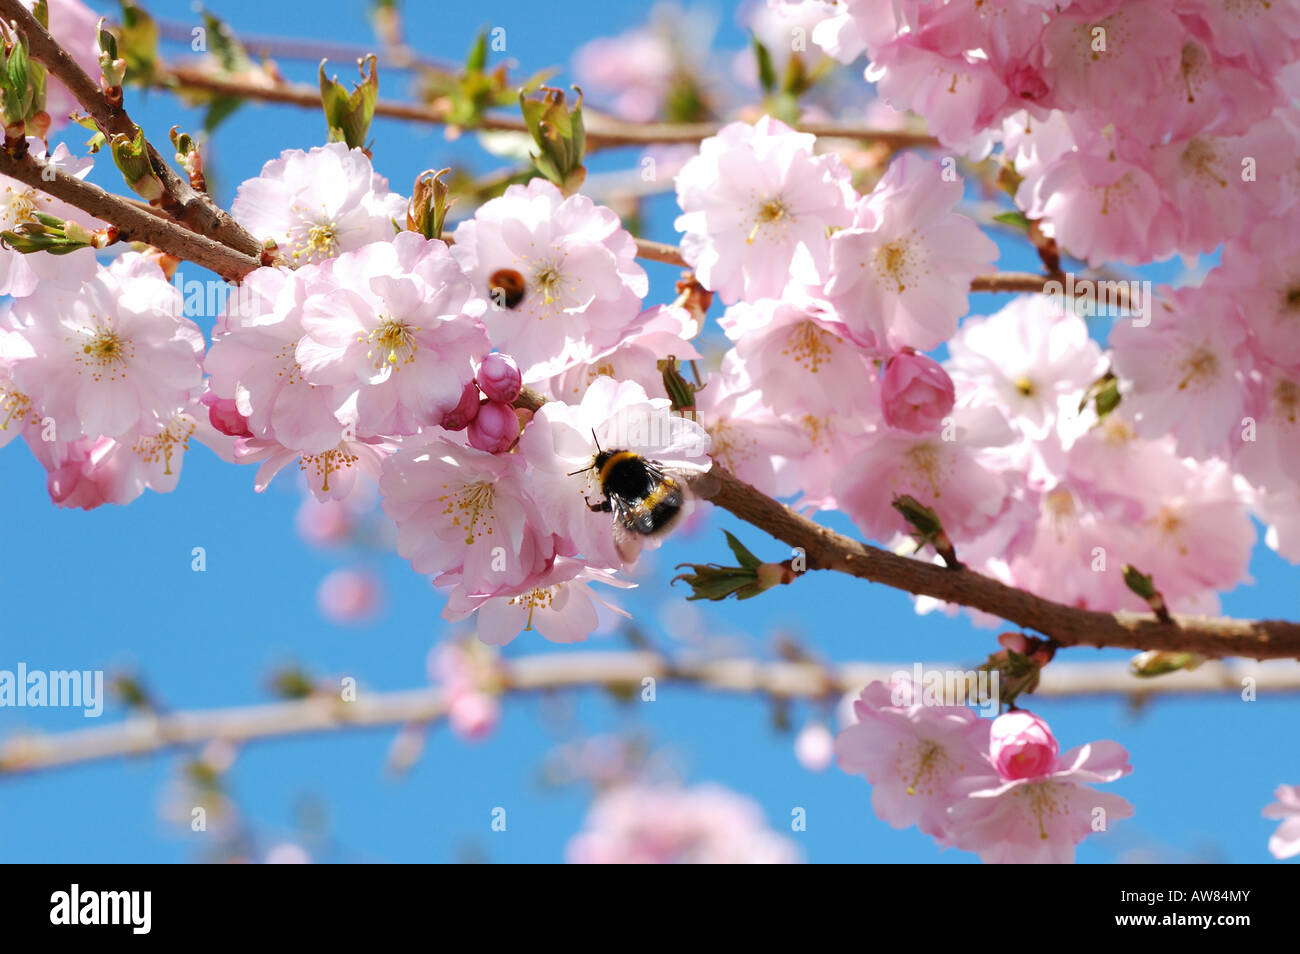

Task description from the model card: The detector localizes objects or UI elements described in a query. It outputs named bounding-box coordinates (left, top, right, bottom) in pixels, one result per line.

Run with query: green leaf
left=202, top=9, right=253, bottom=73
left=992, top=210, right=1031, bottom=231
left=319, top=55, right=379, bottom=151
left=721, top=530, right=762, bottom=571
left=202, top=95, right=243, bottom=134
left=751, top=33, right=776, bottom=95
left=118, top=0, right=161, bottom=84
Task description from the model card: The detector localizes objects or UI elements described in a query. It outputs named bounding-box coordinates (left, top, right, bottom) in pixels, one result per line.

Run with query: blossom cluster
left=4, top=0, right=1299, bottom=861
left=836, top=676, right=1133, bottom=863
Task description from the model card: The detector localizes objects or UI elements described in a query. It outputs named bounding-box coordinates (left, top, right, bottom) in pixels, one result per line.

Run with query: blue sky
left=0, top=0, right=1296, bottom=863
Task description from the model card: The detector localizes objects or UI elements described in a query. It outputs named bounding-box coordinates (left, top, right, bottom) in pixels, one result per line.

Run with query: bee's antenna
left=569, top=430, right=603, bottom=476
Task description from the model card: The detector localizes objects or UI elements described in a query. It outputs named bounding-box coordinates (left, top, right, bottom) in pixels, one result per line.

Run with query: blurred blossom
left=265, top=842, right=312, bottom=864
left=795, top=722, right=834, bottom=772
left=567, top=783, right=801, bottom=863
left=315, top=568, right=384, bottom=624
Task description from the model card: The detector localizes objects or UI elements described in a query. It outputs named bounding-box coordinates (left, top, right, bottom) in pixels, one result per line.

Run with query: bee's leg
left=585, top=496, right=612, bottom=513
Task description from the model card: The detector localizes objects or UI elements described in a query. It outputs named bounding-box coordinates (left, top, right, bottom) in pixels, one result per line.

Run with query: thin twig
left=0, top=149, right=260, bottom=281
left=0, top=654, right=1289, bottom=775
left=157, top=64, right=939, bottom=152
left=0, top=0, right=263, bottom=259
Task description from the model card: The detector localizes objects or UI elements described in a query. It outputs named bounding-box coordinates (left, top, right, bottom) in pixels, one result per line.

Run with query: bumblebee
left=572, top=435, right=710, bottom=561
left=488, top=268, right=527, bottom=309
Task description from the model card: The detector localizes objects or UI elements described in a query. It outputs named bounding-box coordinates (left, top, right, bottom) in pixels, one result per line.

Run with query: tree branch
left=158, top=64, right=940, bottom=152
left=705, top=468, right=1300, bottom=661
left=0, top=149, right=261, bottom=281
left=0, top=654, right=1288, bottom=775
left=0, top=0, right=263, bottom=259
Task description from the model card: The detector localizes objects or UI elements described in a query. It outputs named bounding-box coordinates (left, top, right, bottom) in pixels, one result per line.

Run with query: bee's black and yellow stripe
left=595, top=450, right=684, bottom=536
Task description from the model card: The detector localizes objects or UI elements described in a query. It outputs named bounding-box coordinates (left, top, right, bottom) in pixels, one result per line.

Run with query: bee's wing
left=606, top=494, right=647, bottom=563
left=671, top=464, right=720, bottom=502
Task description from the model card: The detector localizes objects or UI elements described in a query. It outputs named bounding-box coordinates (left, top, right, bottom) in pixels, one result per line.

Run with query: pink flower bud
left=990, top=710, right=1059, bottom=780
left=880, top=349, right=955, bottom=433
left=477, top=352, right=522, bottom=404
left=997, top=631, right=1030, bottom=655
left=441, top=380, right=481, bottom=431
left=448, top=691, right=500, bottom=742
left=203, top=395, right=252, bottom=438
left=467, top=400, right=519, bottom=453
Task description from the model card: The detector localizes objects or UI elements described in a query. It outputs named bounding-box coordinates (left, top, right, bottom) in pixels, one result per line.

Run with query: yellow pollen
left=300, top=445, right=360, bottom=494
left=508, top=586, right=557, bottom=630
left=1176, top=347, right=1219, bottom=390
left=747, top=196, right=790, bottom=244
left=1180, top=138, right=1229, bottom=189
left=905, top=442, right=945, bottom=498
left=873, top=238, right=917, bottom=293
left=1015, top=376, right=1036, bottom=397
left=903, top=740, right=947, bottom=797
left=365, top=317, right=421, bottom=370
left=533, top=264, right=562, bottom=307
left=3, top=185, right=39, bottom=227
left=132, top=417, right=197, bottom=476
left=0, top=387, right=31, bottom=431
left=781, top=321, right=838, bottom=373
left=74, top=325, right=133, bottom=382
left=437, top=479, right=497, bottom=546
left=1099, top=415, right=1137, bottom=445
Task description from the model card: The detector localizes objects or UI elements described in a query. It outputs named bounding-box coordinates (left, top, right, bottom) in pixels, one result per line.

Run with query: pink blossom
left=541, top=303, right=701, bottom=404
left=717, top=295, right=878, bottom=417
left=833, top=406, right=1014, bottom=544
left=824, top=153, right=997, bottom=351
left=1263, top=784, right=1300, bottom=860
left=381, top=437, right=554, bottom=593
left=1015, top=127, right=1168, bottom=267
left=1040, top=1, right=1184, bottom=121
left=9, top=254, right=203, bottom=441
left=231, top=143, right=406, bottom=265
left=23, top=404, right=207, bottom=509
left=674, top=116, right=854, bottom=305
left=450, top=178, right=647, bottom=383
left=294, top=233, right=490, bottom=437
left=989, top=710, right=1058, bottom=780
left=566, top=783, right=801, bottom=864
left=836, top=679, right=996, bottom=839
left=694, top=366, right=810, bottom=500
left=947, top=295, right=1104, bottom=439
left=204, top=265, right=347, bottom=454
left=441, top=557, right=634, bottom=647
left=1108, top=286, right=1250, bottom=459
left=880, top=350, right=955, bottom=434
left=947, top=737, right=1134, bottom=864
